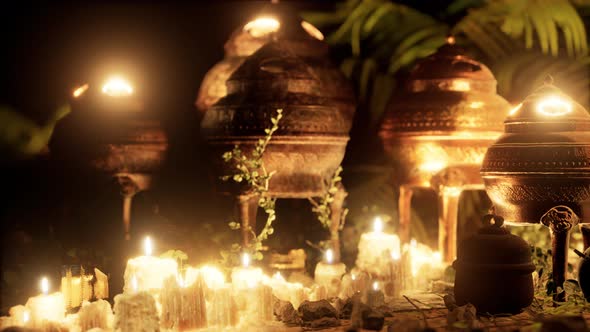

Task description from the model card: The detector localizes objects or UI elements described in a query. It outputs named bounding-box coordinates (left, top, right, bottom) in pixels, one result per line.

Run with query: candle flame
left=243, top=17, right=280, bottom=37
left=351, top=273, right=356, bottom=281
left=372, top=281, right=379, bottom=291
left=40, top=277, right=49, bottom=294
left=23, top=311, right=30, bottom=323
left=144, top=236, right=152, bottom=256
left=391, top=250, right=401, bottom=261
left=242, top=253, right=251, bottom=268
left=537, top=96, right=572, bottom=117
left=102, top=76, right=133, bottom=97
left=325, top=249, right=334, bottom=264
left=72, top=84, right=89, bottom=98
left=373, top=217, right=383, bottom=233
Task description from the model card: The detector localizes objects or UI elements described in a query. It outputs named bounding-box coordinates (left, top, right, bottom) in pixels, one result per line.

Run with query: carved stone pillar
left=541, top=205, right=579, bottom=301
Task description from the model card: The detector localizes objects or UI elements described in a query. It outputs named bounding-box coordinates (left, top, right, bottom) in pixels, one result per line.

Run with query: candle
left=160, top=275, right=207, bottom=330
left=314, top=249, right=346, bottom=298
left=356, top=217, right=401, bottom=277
left=387, top=250, right=402, bottom=298
left=231, top=253, right=263, bottom=290
left=123, top=237, right=178, bottom=293
left=25, top=277, right=66, bottom=329
left=113, top=291, right=159, bottom=332
left=263, top=272, right=307, bottom=309
left=186, top=265, right=225, bottom=290
left=207, top=285, right=238, bottom=328
left=0, top=305, right=29, bottom=329
left=78, top=299, right=113, bottom=331
left=61, top=266, right=94, bottom=309
left=402, top=239, right=445, bottom=291
left=231, top=253, right=273, bottom=324
left=366, top=281, right=385, bottom=307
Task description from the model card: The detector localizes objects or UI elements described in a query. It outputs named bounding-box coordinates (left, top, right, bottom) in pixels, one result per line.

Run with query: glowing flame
left=351, top=273, right=356, bottom=281
left=301, top=21, right=324, bottom=40
left=372, top=281, right=379, bottom=291
left=447, top=36, right=455, bottom=44
left=102, top=76, right=133, bottom=97
left=41, top=277, right=49, bottom=294
left=325, top=249, right=334, bottom=264
left=509, top=103, right=523, bottom=116
left=242, top=253, right=251, bottom=268
left=243, top=17, right=280, bottom=37
left=537, top=96, right=572, bottom=117
left=144, top=237, right=153, bottom=256
left=373, top=217, right=383, bottom=233
left=72, top=84, right=89, bottom=98
left=23, top=311, right=30, bottom=324
left=391, top=250, right=401, bottom=261
left=200, top=265, right=225, bottom=289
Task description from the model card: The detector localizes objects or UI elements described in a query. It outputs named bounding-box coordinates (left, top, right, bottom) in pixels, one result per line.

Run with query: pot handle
left=482, top=214, right=504, bottom=227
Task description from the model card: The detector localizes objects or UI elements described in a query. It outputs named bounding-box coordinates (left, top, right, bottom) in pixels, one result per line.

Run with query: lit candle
left=403, top=239, right=445, bottom=291
left=123, top=237, right=178, bottom=293
left=160, top=275, right=207, bottom=330
left=0, top=305, right=29, bottom=329
left=25, top=277, right=66, bottom=329
left=356, top=217, right=401, bottom=278
left=366, top=281, right=385, bottom=307
left=387, top=250, right=402, bottom=298
left=230, top=253, right=263, bottom=290
left=113, top=291, right=159, bottom=332
left=230, top=253, right=272, bottom=323
left=314, top=249, right=346, bottom=298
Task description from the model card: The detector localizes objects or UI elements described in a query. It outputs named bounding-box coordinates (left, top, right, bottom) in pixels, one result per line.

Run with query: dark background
left=0, top=0, right=448, bottom=312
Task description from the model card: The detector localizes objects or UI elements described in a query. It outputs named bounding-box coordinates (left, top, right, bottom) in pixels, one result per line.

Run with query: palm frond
left=455, top=0, right=588, bottom=57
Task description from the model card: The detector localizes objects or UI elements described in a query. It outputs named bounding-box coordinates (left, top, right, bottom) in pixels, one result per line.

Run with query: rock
left=273, top=299, right=300, bottom=325
left=340, top=297, right=353, bottom=319
left=362, top=308, right=385, bottom=331
left=306, top=317, right=340, bottom=329
left=330, top=297, right=345, bottom=316
left=298, top=299, right=338, bottom=321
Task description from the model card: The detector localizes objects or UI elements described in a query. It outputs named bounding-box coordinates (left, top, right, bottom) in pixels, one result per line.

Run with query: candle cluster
left=1, top=227, right=447, bottom=332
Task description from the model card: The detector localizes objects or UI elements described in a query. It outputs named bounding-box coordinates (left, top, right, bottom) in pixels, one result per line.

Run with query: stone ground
left=224, top=293, right=590, bottom=332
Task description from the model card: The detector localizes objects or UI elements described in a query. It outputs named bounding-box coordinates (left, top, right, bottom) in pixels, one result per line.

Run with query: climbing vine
left=220, top=109, right=283, bottom=265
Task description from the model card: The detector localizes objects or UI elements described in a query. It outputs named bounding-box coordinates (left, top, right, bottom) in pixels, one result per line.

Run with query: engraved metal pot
left=195, top=2, right=327, bottom=114
left=379, top=40, right=510, bottom=262
left=54, top=81, right=167, bottom=240
left=199, top=7, right=355, bottom=257
left=481, top=80, right=590, bottom=296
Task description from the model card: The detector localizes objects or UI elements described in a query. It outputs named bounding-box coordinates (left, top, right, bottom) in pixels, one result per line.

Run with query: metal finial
left=544, top=75, right=554, bottom=85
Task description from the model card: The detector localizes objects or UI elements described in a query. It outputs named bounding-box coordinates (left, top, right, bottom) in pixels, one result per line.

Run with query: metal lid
left=454, top=215, right=535, bottom=269
left=504, top=77, right=590, bottom=133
